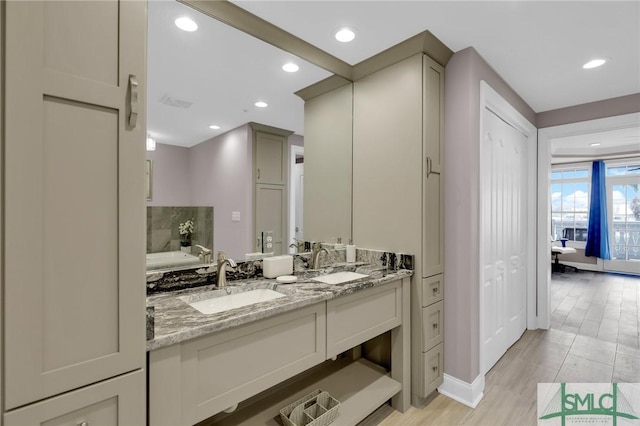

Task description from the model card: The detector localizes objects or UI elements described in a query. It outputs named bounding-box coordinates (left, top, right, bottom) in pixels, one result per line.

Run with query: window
left=550, top=166, right=590, bottom=242
left=606, top=161, right=640, bottom=261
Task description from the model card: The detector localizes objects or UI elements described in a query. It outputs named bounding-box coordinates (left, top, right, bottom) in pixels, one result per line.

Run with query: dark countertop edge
left=146, top=269, right=413, bottom=352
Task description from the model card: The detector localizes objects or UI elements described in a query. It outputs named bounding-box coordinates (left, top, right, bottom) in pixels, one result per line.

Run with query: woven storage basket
left=279, top=389, right=340, bottom=426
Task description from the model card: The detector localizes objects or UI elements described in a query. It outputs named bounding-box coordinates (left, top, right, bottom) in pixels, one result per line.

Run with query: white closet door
left=4, top=1, right=146, bottom=409
left=481, top=109, right=528, bottom=374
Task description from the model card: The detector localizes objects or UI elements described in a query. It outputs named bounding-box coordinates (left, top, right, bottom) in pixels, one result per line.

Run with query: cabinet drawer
left=3, top=369, right=144, bottom=425
left=421, top=274, right=443, bottom=306
left=327, top=280, right=402, bottom=358
left=422, top=301, right=443, bottom=351
left=422, top=343, right=444, bottom=396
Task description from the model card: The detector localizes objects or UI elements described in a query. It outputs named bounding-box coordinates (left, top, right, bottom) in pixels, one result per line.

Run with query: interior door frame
left=479, top=81, right=537, bottom=374
left=537, top=112, right=640, bottom=328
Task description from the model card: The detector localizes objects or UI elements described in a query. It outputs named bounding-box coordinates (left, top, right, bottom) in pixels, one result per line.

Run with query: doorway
left=537, top=112, right=640, bottom=328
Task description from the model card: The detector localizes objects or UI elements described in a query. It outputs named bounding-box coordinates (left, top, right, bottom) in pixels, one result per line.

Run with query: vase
left=180, top=234, right=191, bottom=253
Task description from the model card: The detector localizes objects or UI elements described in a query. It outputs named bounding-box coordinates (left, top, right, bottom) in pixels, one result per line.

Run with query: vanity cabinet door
left=302, top=82, right=353, bottom=242
left=3, top=0, right=146, bottom=410
left=255, top=131, right=287, bottom=185
left=422, top=55, right=445, bottom=278
left=255, top=184, right=286, bottom=255
left=3, top=370, right=145, bottom=426
left=252, top=126, right=291, bottom=255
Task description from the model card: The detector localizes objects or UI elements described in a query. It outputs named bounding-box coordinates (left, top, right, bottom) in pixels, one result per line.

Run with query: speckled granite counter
left=146, top=264, right=413, bottom=351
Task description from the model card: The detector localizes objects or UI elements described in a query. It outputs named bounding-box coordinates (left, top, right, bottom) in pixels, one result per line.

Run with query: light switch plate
left=232, top=211, right=240, bottom=222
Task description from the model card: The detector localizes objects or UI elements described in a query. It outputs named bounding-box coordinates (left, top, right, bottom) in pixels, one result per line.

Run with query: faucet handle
left=196, top=244, right=212, bottom=254
left=217, top=250, right=237, bottom=268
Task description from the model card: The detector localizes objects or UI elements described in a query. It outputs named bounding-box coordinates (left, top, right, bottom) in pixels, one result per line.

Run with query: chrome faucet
left=196, top=244, right=212, bottom=264
left=311, top=243, right=329, bottom=269
left=289, top=238, right=305, bottom=253
left=216, top=251, right=237, bottom=288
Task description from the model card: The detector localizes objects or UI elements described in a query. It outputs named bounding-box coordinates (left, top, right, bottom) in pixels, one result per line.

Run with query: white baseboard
left=437, top=373, right=484, bottom=408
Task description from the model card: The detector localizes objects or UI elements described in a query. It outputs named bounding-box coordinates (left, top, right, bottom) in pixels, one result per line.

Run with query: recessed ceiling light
left=209, top=125, right=220, bottom=130
left=282, top=63, right=299, bottom=73
left=255, top=101, right=268, bottom=108
left=175, top=17, right=198, bottom=32
left=590, top=142, right=601, bottom=147
left=335, top=28, right=356, bottom=43
left=583, top=59, right=606, bottom=69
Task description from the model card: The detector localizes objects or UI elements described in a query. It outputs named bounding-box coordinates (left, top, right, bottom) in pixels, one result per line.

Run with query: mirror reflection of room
left=145, top=1, right=331, bottom=270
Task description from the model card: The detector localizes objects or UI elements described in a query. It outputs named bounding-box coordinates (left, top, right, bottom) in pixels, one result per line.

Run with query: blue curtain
left=585, top=161, right=611, bottom=259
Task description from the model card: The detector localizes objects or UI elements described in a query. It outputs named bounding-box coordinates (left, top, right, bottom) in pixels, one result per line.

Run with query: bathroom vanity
left=147, top=266, right=411, bottom=425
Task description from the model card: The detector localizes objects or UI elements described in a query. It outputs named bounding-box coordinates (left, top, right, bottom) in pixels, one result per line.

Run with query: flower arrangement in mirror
left=179, top=218, right=194, bottom=249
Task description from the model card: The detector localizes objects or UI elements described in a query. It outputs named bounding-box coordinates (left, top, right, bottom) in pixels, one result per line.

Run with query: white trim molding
left=438, top=373, right=485, bottom=408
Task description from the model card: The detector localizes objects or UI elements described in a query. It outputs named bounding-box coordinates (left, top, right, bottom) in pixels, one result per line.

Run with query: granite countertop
left=146, top=264, right=413, bottom=351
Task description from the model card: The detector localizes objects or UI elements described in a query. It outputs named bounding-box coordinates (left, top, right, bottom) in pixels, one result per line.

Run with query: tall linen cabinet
left=2, top=1, right=147, bottom=424
left=352, top=53, right=445, bottom=405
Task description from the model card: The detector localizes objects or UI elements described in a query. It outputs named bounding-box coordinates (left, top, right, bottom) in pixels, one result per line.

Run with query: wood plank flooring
left=365, top=271, right=640, bottom=425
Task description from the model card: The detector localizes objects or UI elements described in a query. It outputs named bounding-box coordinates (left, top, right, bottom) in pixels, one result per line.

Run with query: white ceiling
left=551, top=126, right=640, bottom=162
left=147, top=0, right=331, bottom=147
left=233, top=0, right=640, bottom=112
left=148, top=0, right=640, bottom=148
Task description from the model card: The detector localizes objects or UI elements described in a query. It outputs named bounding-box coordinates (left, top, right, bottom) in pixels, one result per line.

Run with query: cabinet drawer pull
left=425, top=156, right=440, bottom=177
left=257, top=168, right=261, bottom=179
left=432, top=366, right=438, bottom=372
left=433, top=322, right=438, bottom=329
left=128, top=74, right=138, bottom=128
left=432, top=287, right=438, bottom=294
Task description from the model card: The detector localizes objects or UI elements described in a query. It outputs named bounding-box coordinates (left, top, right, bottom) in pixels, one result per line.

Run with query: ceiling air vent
left=159, top=94, right=193, bottom=109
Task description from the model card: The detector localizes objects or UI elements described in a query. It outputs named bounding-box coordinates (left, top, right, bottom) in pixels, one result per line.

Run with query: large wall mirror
left=146, top=0, right=334, bottom=270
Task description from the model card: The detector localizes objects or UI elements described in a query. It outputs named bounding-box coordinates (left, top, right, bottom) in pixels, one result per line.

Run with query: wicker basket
left=279, top=389, right=340, bottom=426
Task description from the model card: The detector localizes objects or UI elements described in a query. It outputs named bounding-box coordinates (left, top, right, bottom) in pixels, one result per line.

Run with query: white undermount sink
left=311, top=271, right=369, bottom=285
left=183, top=289, right=286, bottom=315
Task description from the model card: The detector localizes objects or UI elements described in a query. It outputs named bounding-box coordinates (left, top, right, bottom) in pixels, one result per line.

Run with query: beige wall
left=444, top=47, right=638, bottom=385
left=443, top=47, right=536, bottom=384
left=189, top=125, right=253, bottom=261
left=146, top=143, right=191, bottom=206
left=146, top=125, right=254, bottom=260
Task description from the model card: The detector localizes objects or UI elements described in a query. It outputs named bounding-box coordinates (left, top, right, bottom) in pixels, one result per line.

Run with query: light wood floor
left=365, top=270, right=640, bottom=425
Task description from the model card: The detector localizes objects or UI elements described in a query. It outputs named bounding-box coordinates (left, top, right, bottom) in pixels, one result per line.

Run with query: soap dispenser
left=346, top=239, right=356, bottom=263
